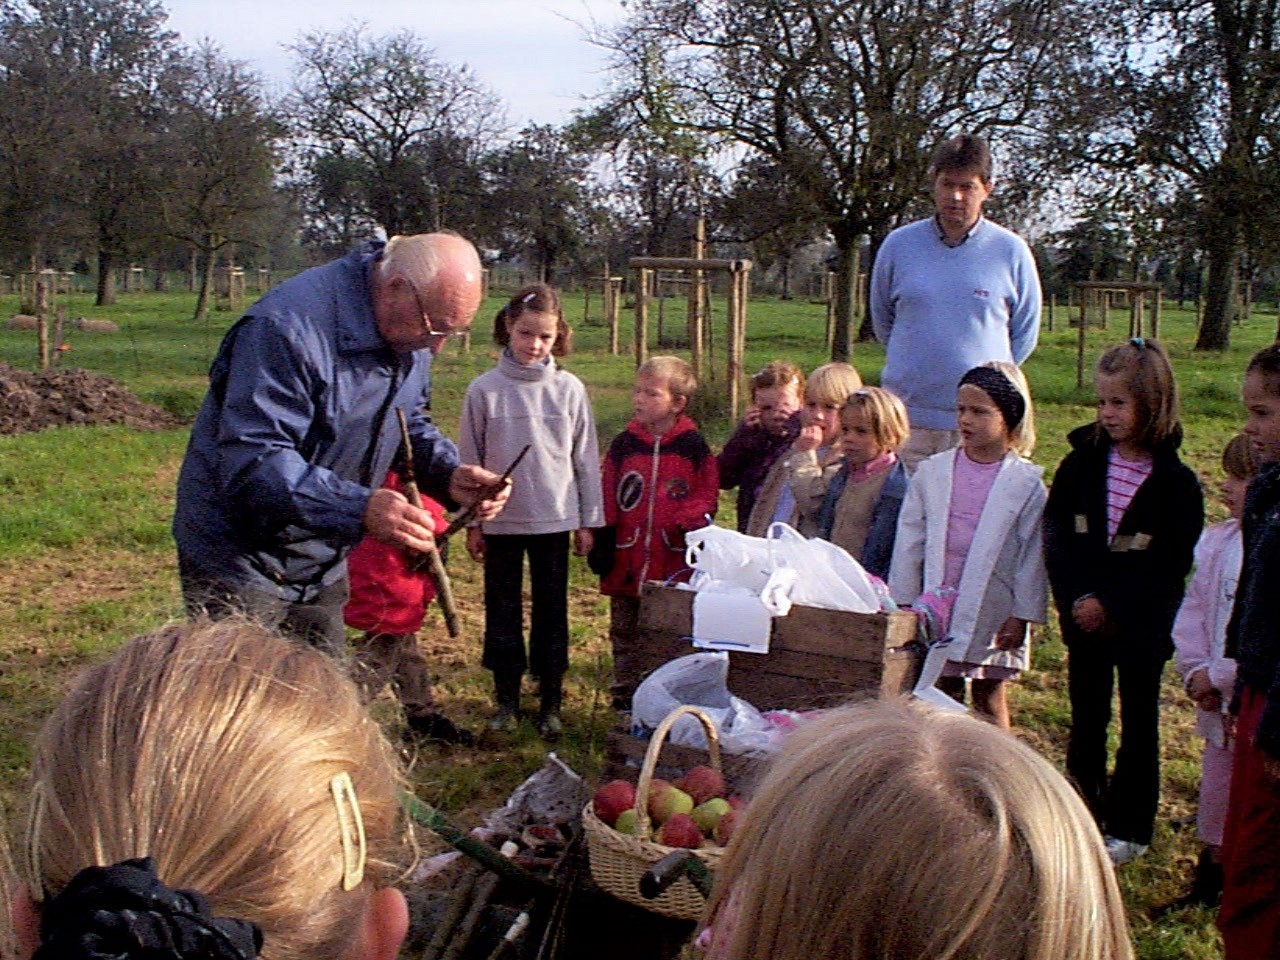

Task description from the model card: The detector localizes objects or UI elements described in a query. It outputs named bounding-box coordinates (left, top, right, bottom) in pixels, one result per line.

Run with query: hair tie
left=521, top=292, right=536, bottom=304
left=1130, top=336, right=1146, bottom=349
left=35, top=858, right=262, bottom=960
left=958, top=366, right=1026, bottom=430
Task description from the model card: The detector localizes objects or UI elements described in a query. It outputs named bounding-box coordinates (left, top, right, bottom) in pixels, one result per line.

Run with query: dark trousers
left=481, top=532, right=570, bottom=682
left=352, top=632, right=437, bottom=717
left=1065, top=632, right=1167, bottom=845
left=1219, top=687, right=1280, bottom=958
left=178, top=553, right=349, bottom=658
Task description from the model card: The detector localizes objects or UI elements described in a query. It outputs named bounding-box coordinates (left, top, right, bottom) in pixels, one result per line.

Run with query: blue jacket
left=816, top=459, right=907, bottom=580
left=173, top=241, right=460, bottom=600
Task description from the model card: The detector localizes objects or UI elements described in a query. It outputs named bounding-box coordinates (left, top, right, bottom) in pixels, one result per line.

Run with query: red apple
left=658, top=812, right=704, bottom=849
left=592, top=779, right=636, bottom=827
left=677, top=766, right=727, bottom=806
left=713, top=807, right=739, bottom=846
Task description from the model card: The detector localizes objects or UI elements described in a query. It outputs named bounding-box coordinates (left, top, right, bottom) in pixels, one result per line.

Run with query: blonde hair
left=706, top=699, right=1133, bottom=960
left=1095, top=338, right=1180, bottom=449
left=841, top=387, right=909, bottom=453
left=805, top=362, right=863, bottom=408
left=21, top=619, right=409, bottom=960
left=639, top=355, right=698, bottom=399
left=1223, top=433, right=1260, bottom=481
left=983, top=359, right=1037, bottom=457
left=750, top=361, right=804, bottom=401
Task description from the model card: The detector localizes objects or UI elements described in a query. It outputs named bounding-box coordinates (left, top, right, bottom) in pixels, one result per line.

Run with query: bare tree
left=596, top=0, right=1112, bottom=359
left=287, top=24, right=504, bottom=238
left=158, top=43, right=281, bottom=321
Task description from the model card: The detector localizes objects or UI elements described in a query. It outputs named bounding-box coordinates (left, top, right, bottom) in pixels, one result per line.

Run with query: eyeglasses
left=403, top=275, right=467, bottom=338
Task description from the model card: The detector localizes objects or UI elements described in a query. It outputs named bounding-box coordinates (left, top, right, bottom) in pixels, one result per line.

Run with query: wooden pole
left=36, top=275, right=50, bottom=370
left=689, top=218, right=706, bottom=379
left=635, top=268, right=650, bottom=366
left=1077, top=290, right=1087, bottom=389
left=725, top=267, right=743, bottom=418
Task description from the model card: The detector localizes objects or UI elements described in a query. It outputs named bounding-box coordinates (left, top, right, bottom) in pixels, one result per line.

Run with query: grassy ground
left=1, top=286, right=1275, bottom=957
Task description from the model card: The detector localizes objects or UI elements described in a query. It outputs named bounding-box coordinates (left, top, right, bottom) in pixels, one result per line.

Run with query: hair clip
left=331, top=772, right=366, bottom=891
left=1130, top=336, right=1146, bottom=349
left=853, top=389, right=870, bottom=398
left=521, top=292, right=536, bottom=304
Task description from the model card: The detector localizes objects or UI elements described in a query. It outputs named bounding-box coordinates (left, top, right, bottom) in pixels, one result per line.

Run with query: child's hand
left=574, top=527, right=594, bottom=556
left=1071, top=596, right=1106, bottom=632
left=995, top=617, right=1027, bottom=650
left=1186, top=670, right=1220, bottom=710
left=792, top=423, right=824, bottom=453
left=466, top=526, right=485, bottom=563
left=741, top=405, right=763, bottom=428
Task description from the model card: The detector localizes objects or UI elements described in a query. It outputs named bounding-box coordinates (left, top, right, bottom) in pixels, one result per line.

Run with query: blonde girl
left=703, top=698, right=1133, bottom=960
left=458, top=283, right=604, bottom=740
left=1044, top=338, right=1203, bottom=866
left=816, top=386, right=911, bottom=579
left=745, top=362, right=863, bottom=537
left=889, top=361, right=1047, bottom=729
left=15, top=618, right=410, bottom=960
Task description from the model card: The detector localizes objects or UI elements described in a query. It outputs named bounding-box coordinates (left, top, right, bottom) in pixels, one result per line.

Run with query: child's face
left=1222, top=474, right=1250, bottom=521
left=956, top=383, right=1009, bottom=460
left=754, top=384, right=801, bottom=435
left=803, top=395, right=843, bottom=446
left=1242, top=369, right=1280, bottom=464
left=506, top=310, right=558, bottom=366
left=839, top=406, right=885, bottom=469
left=1095, top=371, right=1142, bottom=451
left=632, top=372, right=685, bottom=433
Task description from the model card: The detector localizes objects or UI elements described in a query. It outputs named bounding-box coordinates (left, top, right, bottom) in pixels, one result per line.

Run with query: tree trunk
left=779, top=252, right=792, bottom=300
left=193, top=242, right=216, bottom=322
left=829, top=230, right=860, bottom=362
left=96, top=249, right=116, bottom=306
left=1196, top=214, right=1240, bottom=351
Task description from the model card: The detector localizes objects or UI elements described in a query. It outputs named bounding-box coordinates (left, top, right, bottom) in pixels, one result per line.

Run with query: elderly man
left=174, top=233, right=508, bottom=658
left=871, top=133, right=1042, bottom=471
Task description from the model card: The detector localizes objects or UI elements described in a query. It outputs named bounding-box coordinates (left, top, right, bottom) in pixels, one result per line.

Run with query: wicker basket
left=582, top=705, right=727, bottom=921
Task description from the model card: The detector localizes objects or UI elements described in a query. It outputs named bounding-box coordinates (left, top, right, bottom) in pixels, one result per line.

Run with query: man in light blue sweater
left=871, top=134, right=1042, bottom=471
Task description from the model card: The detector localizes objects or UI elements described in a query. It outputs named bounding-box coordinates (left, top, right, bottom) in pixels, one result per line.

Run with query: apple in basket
left=657, top=812, right=704, bottom=849
left=676, top=765, right=726, bottom=806
left=691, top=797, right=731, bottom=836
left=647, top=779, right=695, bottom=824
left=614, top=808, right=639, bottom=835
left=713, top=807, right=740, bottom=846
left=592, top=779, right=637, bottom=827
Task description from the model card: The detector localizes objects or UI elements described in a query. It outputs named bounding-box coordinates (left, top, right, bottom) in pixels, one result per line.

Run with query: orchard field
left=1, top=286, right=1274, bottom=958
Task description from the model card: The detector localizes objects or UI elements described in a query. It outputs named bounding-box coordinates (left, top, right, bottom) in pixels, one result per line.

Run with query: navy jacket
left=1226, top=461, right=1280, bottom=755
left=173, top=241, right=459, bottom=600
left=1044, top=423, right=1203, bottom=658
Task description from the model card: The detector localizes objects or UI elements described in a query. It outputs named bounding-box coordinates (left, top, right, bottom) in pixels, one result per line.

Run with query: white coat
left=889, top=448, right=1048, bottom=671
left=1172, top=520, right=1241, bottom=748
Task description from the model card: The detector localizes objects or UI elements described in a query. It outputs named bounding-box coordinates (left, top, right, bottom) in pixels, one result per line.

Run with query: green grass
left=2, top=285, right=1277, bottom=956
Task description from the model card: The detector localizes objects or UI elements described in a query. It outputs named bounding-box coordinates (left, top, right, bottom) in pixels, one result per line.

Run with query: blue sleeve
left=862, top=462, right=907, bottom=580
left=870, top=240, right=895, bottom=344
left=1008, top=240, right=1042, bottom=364
left=214, top=317, right=369, bottom=544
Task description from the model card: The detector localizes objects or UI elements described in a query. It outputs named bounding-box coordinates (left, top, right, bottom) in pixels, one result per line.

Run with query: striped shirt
left=1107, top=447, right=1154, bottom=539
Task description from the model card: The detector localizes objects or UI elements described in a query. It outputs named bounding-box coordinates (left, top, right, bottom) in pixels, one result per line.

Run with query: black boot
left=489, top=671, right=522, bottom=732
left=406, top=712, right=475, bottom=747
left=537, top=675, right=563, bottom=741
left=1149, top=847, right=1223, bottom=916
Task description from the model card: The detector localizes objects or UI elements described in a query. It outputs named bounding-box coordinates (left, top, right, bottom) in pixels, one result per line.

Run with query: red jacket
left=600, top=415, right=718, bottom=597
left=345, top=472, right=448, bottom=635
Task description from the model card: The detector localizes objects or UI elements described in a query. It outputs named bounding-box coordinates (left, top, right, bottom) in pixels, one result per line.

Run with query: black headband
left=36, top=858, right=262, bottom=960
left=958, top=366, right=1026, bottom=430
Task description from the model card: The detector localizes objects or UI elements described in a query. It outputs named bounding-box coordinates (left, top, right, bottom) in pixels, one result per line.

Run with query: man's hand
left=1186, top=671, right=1222, bottom=711
left=363, top=487, right=438, bottom=553
left=1072, top=596, right=1107, bottom=632
left=449, top=464, right=511, bottom=521
left=574, top=527, right=594, bottom=557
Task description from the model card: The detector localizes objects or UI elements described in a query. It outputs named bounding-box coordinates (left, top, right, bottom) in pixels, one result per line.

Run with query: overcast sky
left=162, top=0, right=626, bottom=127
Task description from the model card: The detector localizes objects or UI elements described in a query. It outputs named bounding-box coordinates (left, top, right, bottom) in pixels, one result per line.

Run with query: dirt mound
left=0, top=362, right=185, bottom=436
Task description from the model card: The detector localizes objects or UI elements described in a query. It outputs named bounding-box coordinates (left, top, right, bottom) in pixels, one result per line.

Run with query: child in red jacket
left=345, top=470, right=473, bottom=744
left=594, top=356, right=719, bottom=709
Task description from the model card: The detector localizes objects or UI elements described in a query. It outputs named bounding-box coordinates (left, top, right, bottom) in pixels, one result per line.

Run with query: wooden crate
left=634, top=584, right=923, bottom=711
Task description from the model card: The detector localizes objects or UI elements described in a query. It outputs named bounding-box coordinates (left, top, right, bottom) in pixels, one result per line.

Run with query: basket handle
left=633, top=705, right=722, bottom=835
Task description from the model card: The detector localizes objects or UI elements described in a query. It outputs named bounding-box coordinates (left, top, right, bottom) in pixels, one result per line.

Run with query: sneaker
left=488, top=705, right=520, bottom=732
left=1105, top=836, right=1149, bottom=866
left=536, top=712, right=563, bottom=742
left=406, top=713, right=475, bottom=746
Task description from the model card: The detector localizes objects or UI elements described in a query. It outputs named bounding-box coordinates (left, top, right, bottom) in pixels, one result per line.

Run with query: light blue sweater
left=871, top=217, right=1041, bottom=430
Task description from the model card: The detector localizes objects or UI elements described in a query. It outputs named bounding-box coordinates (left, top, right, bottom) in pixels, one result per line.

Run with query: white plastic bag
left=765, top=523, right=879, bottom=612
left=684, top=524, right=774, bottom=593
left=632, top=652, right=775, bottom=755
